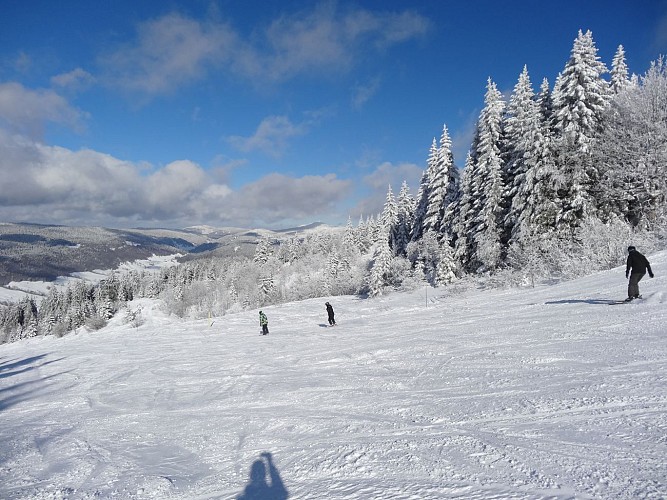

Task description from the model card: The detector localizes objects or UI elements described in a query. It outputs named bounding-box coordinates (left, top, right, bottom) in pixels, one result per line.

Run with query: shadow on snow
left=545, top=298, right=622, bottom=305
left=0, top=354, right=70, bottom=412
left=237, top=452, right=289, bottom=500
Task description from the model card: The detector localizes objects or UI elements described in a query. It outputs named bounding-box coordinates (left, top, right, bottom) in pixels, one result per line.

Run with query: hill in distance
left=0, top=221, right=335, bottom=287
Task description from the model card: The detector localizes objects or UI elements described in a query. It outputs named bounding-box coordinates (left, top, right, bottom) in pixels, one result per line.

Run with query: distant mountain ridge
left=0, top=221, right=335, bottom=286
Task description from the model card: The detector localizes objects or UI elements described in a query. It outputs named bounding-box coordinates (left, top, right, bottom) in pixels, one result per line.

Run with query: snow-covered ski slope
left=1, top=252, right=666, bottom=499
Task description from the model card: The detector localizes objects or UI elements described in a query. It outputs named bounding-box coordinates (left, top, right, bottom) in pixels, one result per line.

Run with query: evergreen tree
left=96, top=285, right=115, bottom=320
left=253, top=238, right=272, bottom=265
left=343, top=216, right=357, bottom=250
left=394, top=181, right=414, bottom=256
left=469, top=78, right=506, bottom=271
left=452, top=152, right=475, bottom=269
left=424, top=125, right=459, bottom=238
left=514, top=122, right=560, bottom=241
left=380, top=185, right=399, bottom=249
left=435, top=236, right=457, bottom=286
left=537, top=77, right=553, bottom=124
left=356, top=215, right=371, bottom=253
left=552, top=30, right=611, bottom=230
left=503, top=66, right=539, bottom=243
left=258, top=274, right=274, bottom=302
left=367, top=214, right=380, bottom=244
left=411, top=139, right=438, bottom=242
left=369, top=231, right=392, bottom=296
left=610, top=45, right=631, bottom=94
left=503, top=66, right=560, bottom=245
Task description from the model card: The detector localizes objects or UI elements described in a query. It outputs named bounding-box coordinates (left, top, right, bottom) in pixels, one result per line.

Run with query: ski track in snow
left=1, top=253, right=666, bottom=499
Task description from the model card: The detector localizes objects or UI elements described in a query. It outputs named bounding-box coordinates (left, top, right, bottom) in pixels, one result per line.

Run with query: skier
left=259, top=310, right=269, bottom=335
left=625, top=246, right=654, bottom=301
left=325, top=302, right=336, bottom=326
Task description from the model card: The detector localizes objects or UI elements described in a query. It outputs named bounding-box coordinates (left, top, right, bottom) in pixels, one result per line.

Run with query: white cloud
left=351, top=77, right=381, bottom=109
left=0, top=82, right=88, bottom=138
left=654, top=10, right=667, bottom=52
left=13, top=51, right=32, bottom=73
left=221, top=173, right=352, bottom=227
left=51, top=68, right=96, bottom=91
left=100, top=6, right=430, bottom=95
left=227, top=115, right=306, bottom=157
left=100, top=13, right=237, bottom=95
left=239, top=5, right=430, bottom=82
left=0, top=130, right=352, bottom=228
left=375, top=11, right=431, bottom=47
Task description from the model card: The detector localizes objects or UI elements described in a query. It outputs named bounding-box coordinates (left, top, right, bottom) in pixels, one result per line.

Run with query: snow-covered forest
left=1, top=30, right=666, bottom=343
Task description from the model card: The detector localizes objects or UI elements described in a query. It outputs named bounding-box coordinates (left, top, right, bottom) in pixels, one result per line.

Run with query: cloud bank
left=99, top=6, right=430, bottom=95
left=0, top=130, right=352, bottom=228
left=0, top=82, right=88, bottom=138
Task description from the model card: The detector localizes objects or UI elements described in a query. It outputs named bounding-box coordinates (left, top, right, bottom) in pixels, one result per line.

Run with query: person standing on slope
left=325, top=302, right=336, bottom=326
left=259, top=310, right=269, bottom=335
left=625, top=246, right=654, bottom=301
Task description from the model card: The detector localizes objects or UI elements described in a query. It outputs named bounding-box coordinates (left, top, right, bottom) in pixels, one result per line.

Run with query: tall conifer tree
left=394, top=181, right=414, bottom=256
left=469, top=78, right=506, bottom=271
left=610, top=45, right=631, bottom=94
left=551, top=30, right=611, bottom=230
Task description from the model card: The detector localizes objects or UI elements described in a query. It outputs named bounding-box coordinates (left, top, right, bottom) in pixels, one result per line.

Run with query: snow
left=1, top=253, right=666, bottom=499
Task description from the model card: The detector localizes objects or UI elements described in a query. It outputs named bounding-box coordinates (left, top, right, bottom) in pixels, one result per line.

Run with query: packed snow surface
left=1, top=253, right=666, bottom=499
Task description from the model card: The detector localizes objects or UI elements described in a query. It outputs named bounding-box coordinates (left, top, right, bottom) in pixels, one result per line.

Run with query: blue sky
left=1, top=0, right=665, bottom=229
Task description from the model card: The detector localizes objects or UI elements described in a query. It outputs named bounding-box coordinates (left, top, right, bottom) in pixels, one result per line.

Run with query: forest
left=1, top=30, right=666, bottom=344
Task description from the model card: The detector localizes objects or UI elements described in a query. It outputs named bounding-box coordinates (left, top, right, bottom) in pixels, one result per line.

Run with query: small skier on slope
left=325, top=302, right=336, bottom=326
left=259, top=310, right=269, bottom=335
left=625, top=246, right=654, bottom=301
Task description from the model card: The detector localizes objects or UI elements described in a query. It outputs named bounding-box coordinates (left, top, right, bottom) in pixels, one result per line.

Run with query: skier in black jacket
left=325, top=302, right=336, bottom=326
left=625, top=246, right=654, bottom=301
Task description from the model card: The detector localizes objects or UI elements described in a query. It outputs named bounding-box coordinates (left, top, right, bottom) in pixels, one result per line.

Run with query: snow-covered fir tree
left=424, top=124, right=459, bottom=239
left=355, top=215, right=371, bottom=253
left=343, top=216, right=357, bottom=250
left=537, top=77, right=554, bottom=123
left=394, top=181, right=414, bottom=256
left=435, top=235, right=457, bottom=285
left=452, top=152, right=475, bottom=268
left=253, top=237, right=272, bottom=264
left=503, top=66, right=560, bottom=246
left=503, top=66, right=539, bottom=243
left=469, top=78, right=506, bottom=271
left=551, top=29, right=611, bottom=231
left=411, top=139, right=438, bottom=242
left=369, top=230, right=393, bottom=296
left=610, top=44, right=632, bottom=94
left=380, top=185, right=399, bottom=249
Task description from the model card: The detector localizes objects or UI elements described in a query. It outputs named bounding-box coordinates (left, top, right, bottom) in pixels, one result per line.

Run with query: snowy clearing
left=1, top=252, right=666, bottom=499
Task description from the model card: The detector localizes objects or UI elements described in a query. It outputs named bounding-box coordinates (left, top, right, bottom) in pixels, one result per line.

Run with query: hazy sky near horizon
left=1, top=0, right=665, bottom=229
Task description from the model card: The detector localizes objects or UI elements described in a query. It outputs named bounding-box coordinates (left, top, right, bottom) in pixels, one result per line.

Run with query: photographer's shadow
left=237, top=452, right=289, bottom=500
